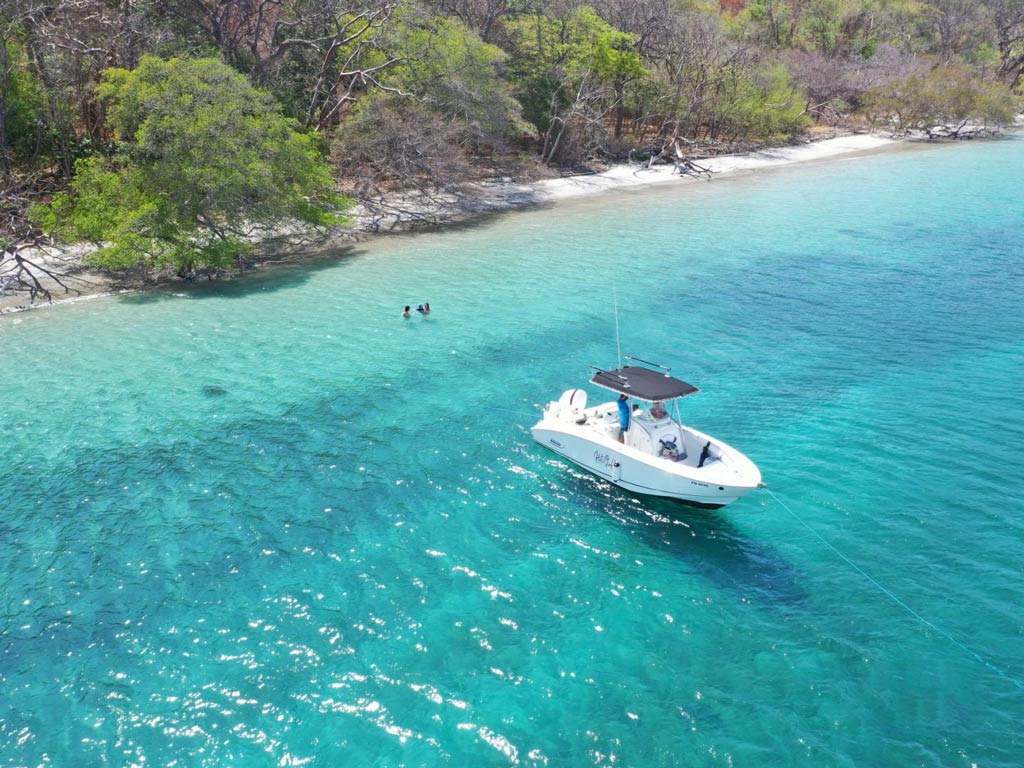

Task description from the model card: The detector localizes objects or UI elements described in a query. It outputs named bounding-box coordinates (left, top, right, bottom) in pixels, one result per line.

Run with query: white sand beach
left=539, top=134, right=895, bottom=200
left=354, top=133, right=896, bottom=230
left=2, top=134, right=897, bottom=314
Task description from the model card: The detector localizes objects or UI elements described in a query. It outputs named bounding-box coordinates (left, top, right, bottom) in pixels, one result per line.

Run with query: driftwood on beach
left=923, top=122, right=1004, bottom=140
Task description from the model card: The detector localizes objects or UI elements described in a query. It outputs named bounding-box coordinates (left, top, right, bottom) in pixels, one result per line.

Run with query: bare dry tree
left=0, top=175, right=101, bottom=305
left=991, top=0, right=1024, bottom=90
left=156, top=0, right=403, bottom=131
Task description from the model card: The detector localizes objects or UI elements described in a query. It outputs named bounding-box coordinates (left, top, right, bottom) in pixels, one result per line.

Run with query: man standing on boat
left=617, top=394, right=630, bottom=443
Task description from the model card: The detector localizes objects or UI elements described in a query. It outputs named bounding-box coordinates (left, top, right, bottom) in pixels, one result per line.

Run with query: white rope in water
left=765, top=488, right=1024, bottom=691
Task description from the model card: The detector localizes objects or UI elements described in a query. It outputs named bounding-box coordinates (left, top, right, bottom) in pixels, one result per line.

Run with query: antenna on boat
left=613, top=288, right=622, bottom=369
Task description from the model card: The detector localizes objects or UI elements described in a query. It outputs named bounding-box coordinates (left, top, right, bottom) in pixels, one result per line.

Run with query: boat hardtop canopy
left=590, top=363, right=699, bottom=402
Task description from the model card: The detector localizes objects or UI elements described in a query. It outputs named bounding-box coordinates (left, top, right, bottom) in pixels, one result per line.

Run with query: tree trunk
left=0, top=37, right=10, bottom=177
left=28, top=42, right=74, bottom=178
left=614, top=78, right=625, bottom=140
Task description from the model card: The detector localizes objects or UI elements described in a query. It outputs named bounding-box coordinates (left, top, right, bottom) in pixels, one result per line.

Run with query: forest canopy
left=2, top=0, right=1022, bottom=279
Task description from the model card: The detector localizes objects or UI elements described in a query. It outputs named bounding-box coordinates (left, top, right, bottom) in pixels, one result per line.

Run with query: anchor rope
left=764, top=488, right=1024, bottom=691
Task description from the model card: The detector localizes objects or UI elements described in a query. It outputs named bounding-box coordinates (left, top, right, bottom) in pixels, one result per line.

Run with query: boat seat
left=557, top=388, right=588, bottom=423
left=697, top=441, right=720, bottom=467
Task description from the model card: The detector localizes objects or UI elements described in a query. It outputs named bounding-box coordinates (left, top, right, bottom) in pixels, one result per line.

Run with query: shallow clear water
left=2, top=138, right=1023, bottom=767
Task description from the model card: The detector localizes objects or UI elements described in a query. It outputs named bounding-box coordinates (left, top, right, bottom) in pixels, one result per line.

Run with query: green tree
left=919, top=0, right=992, bottom=62
left=725, top=63, right=810, bottom=139
left=380, top=9, right=523, bottom=144
left=0, top=36, right=45, bottom=173
left=505, top=6, right=644, bottom=162
left=861, top=63, right=1019, bottom=135
left=989, top=0, right=1024, bottom=90
left=739, top=0, right=808, bottom=48
left=330, top=8, right=525, bottom=193
left=33, top=56, right=349, bottom=275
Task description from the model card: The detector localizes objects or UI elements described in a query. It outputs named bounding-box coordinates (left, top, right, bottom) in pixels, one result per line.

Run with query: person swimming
left=403, top=305, right=411, bottom=318
left=417, top=302, right=431, bottom=314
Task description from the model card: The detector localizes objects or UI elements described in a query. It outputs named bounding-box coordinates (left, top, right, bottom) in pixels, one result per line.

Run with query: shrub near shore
left=30, top=57, right=349, bottom=277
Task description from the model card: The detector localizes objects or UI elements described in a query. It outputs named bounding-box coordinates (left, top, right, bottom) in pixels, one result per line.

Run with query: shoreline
left=352, top=134, right=897, bottom=231
left=1, top=133, right=897, bottom=315
left=509, top=134, right=896, bottom=202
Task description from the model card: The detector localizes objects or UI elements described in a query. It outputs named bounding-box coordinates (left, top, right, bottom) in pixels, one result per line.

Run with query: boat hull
left=532, top=424, right=758, bottom=508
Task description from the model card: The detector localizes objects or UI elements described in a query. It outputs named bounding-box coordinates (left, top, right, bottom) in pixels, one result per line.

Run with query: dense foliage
left=31, top=57, right=348, bottom=274
left=2, top=0, right=1022, bottom=275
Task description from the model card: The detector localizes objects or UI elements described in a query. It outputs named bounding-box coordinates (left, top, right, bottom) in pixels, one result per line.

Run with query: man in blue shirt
left=617, top=394, right=630, bottom=443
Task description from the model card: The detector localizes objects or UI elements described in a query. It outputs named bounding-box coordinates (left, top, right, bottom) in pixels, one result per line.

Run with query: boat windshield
left=632, top=399, right=680, bottom=424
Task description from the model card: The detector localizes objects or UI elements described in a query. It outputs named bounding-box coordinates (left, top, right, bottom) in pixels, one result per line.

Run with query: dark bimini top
left=591, top=366, right=699, bottom=402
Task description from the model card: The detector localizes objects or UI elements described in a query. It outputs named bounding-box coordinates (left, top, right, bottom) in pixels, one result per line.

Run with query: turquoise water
left=2, top=138, right=1023, bottom=766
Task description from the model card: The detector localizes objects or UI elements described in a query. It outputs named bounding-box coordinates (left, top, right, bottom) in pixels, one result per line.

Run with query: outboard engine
left=556, top=388, right=588, bottom=423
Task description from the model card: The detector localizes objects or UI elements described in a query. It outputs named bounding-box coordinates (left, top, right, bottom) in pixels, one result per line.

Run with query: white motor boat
left=532, top=357, right=762, bottom=508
